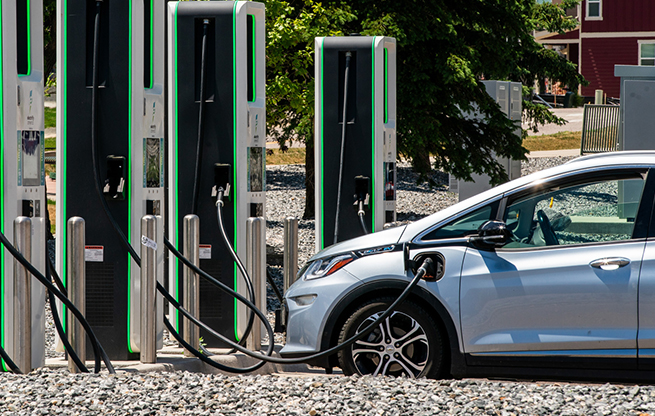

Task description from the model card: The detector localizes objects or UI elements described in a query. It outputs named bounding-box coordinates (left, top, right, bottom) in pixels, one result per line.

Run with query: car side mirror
left=471, top=220, right=510, bottom=248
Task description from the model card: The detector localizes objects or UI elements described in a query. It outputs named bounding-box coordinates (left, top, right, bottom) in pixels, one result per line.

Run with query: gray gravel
left=33, top=156, right=655, bottom=416
left=1, top=369, right=653, bottom=415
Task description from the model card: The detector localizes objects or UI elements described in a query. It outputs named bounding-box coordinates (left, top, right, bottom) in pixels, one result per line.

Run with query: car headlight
left=302, top=253, right=355, bottom=280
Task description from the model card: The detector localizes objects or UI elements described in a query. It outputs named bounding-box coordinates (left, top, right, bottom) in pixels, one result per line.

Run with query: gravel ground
left=2, top=369, right=654, bottom=415
left=30, top=156, right=655, bottom=416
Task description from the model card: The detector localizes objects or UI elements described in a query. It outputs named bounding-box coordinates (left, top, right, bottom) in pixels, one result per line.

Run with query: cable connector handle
left=417, top=257, right=435, bottom=277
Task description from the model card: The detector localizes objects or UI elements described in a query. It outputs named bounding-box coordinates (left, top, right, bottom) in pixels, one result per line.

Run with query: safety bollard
left=246, top=217, right=265, bottom=351
left=283, top=217, right=299, bottom=292
left=13, top=217, right=32, bottom=373
left=66, top=217, right=85, bottom=373
left=140, top=216, right=157, bottom=364
left=182, top=215, right=200, bottom=357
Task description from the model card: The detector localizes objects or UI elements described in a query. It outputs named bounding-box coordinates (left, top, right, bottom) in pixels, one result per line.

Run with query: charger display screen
left=21, top=130, right=42, bottom=186
left=145, top=137, right=162, bottom=188
left=248, top=147, right=264, bottom=192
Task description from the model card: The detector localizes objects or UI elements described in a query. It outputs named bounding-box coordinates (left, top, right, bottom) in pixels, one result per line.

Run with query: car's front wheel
left=337, top=297, right=445, bottom=378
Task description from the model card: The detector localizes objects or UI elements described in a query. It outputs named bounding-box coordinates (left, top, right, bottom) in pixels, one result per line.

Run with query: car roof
left=400, top=151, right=655, bottom=242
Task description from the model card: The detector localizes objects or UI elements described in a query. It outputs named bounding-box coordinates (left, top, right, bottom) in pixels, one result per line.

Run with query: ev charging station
left=449, top=80, right=522, bottom=201
left=56, top=0, right=164, bottom=360
left=0, top=0, right=46, bottom=371
left=167, top=1, right=266, bottom=346
left=314, top=36, right=397, bottom=251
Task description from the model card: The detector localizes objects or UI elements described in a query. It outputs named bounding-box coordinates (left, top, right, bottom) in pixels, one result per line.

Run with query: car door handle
left=589, top=257, right=631, bottom=271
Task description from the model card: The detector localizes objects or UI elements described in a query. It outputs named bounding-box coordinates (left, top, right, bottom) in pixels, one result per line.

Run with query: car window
left=501, top=177, right=645, bottom=248
left=422, top=204, right=495, bottom=241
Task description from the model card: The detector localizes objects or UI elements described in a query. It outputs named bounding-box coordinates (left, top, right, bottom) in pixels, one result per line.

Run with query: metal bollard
left=595, top=89, right=603, bottom=105
left=246, top=217, right=265, bottom=351
left=182, top=215, right=200, bottom=357
left=283, top=217, right=299, bottom=292
left=13, top=217, right=31, bottom=373
left=140, top=216, right=157, bottom=364
left=67, top=217, right=86, bottom=373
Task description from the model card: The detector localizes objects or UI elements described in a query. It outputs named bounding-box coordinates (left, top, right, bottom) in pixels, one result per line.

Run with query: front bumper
left=279, top=270, right=361, bottom=358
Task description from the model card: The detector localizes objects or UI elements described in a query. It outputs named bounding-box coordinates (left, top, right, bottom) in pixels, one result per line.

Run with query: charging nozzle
left=103, top=155, right=126, bottom=200
left=353, top=175, right=370, bottom=214
left=212, top=163, right=231, bottom=203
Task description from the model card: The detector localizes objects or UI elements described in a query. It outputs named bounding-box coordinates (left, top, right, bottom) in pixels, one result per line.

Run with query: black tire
left=337, top=297, right=445, bottom=379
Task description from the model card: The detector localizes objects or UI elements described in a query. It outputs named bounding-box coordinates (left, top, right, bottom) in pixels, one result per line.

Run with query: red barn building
left=536, top=0, right=655, bottom=99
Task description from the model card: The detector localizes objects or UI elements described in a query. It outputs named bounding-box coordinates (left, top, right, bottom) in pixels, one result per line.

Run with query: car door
left=637, top=171, right=655, bottom=369
left=460, top=169, right=649, bottom=369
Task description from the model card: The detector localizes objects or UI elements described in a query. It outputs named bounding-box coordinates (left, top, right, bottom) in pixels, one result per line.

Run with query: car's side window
left=422, top=204, right=496, bottom=241
left=501, top=177, right=645, bottom=248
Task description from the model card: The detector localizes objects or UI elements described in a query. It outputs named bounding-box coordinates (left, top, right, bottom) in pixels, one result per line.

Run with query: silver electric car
left=280, top=151, right=655, bottom=381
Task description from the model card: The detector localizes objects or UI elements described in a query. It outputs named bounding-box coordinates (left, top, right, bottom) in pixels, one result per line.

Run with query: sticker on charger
left=141, top=235, right=158, bottom=250
left=84, top=246, right=104, bottom=262
left=199, top=244, right=212, bottom=259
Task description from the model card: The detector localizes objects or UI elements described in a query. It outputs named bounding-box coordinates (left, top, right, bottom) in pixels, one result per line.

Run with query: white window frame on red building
left=639, top=40, right=655, bottom=66
left=585, top=0, right=602, bottom=21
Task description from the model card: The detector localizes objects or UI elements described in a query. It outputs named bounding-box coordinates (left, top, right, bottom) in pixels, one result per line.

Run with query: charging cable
left=333, top=51, right=353, bottom=244
left=0, top=230, right=115, bottom=374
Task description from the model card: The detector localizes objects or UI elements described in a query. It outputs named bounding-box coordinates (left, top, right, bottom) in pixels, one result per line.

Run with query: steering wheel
left=537, top=209, right=559, bottom=246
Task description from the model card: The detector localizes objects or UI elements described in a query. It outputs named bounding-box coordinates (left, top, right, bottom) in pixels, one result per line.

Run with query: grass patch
left=266, top=147, right=306, bottom=165
left=45, top=107, right=56, bottom=129
left=523, top=131, right=581, bottom=152
left=47, top=199, right=56, bottom=235
left=45, top=137, right=56, bottom=150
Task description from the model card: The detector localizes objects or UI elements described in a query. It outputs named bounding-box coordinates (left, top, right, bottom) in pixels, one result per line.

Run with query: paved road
left=523, top=107, right=584, bottom=136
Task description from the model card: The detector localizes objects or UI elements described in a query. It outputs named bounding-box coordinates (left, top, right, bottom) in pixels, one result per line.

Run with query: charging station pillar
left=56, top=0, right=165, bottom=360
left=168, top=1, right=266, bottom=346
left=0, top=0, right=46, bottom=371
left=314, top=36, right=397, bottom=251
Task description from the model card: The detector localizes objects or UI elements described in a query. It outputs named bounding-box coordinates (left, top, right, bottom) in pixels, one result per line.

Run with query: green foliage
left=266, top=0, right=586, bottom=185
left=265, top=0, right=356, bottom=149
left=337, top=0, right=587, bottom=184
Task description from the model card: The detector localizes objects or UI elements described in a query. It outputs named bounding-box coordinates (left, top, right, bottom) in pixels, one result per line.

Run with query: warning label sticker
left=84, top=246, right=104, bottom=262
left=199, top=245, right=211, bottom=260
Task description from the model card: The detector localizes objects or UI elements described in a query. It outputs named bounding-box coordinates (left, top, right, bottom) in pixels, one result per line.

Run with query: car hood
left=309, top=225, right=407, bottom=261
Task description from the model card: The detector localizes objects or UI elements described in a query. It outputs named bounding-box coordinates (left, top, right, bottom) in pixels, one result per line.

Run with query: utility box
left=56, top=0, right=164, bottom=360
left=613, top=65, right=655, bottom=219
left=0, top=0, right=46, bottom=371
left=314, top=36, right=397, bottom=251
left=615, top=65, right=655, bottom=151
left=167, top=1, right=266, bottom=346
left=450, top=81, right=522, bottom=201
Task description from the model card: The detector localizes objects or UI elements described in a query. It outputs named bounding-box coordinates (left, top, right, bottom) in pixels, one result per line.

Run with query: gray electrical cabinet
left=450, top=81, right=522, bottom=201
left=615, top=65, right=655, bottom=151
left=614, top=65, right=655, bottom=219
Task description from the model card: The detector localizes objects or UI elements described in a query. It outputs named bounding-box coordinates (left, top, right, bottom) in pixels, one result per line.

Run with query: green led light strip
left=232, top=1, right=239, bottom=343
left=371, top=37, right=376, bottom=231
left=61, top=0, right=69, bottom=334
left=319, top=38, right=325, bottom=250
left=248, top=14, right=255, bottom=102
left=173, top=2, right=180, bottom=330
left=127, top=0, right=134, bottom=354
left=384, top=48, right=388, bottom=124
left=147, top=0, right=154, bottom=90
left=18, top=0, right=31, bottom=77
left=0, top=0, right=6, bottom=373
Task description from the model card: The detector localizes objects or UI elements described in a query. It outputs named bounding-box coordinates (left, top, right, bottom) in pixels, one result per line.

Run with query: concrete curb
left=45, top=346, right=318, bottom=376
